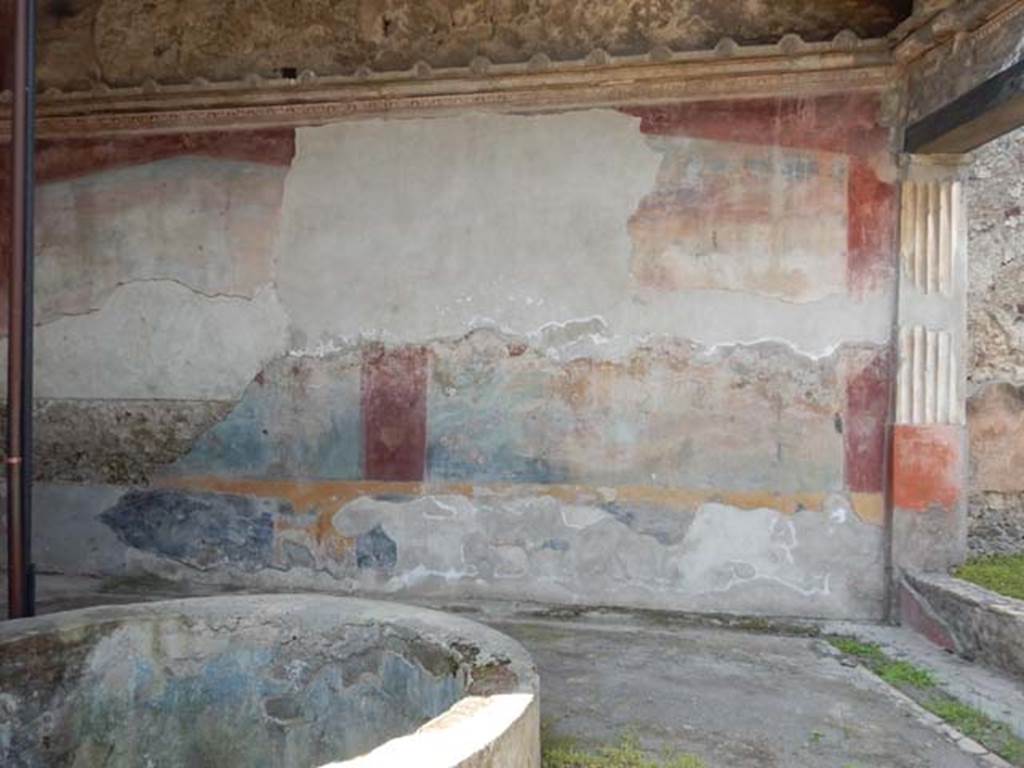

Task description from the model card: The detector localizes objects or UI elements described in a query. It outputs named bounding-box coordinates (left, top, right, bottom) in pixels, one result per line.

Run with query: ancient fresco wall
left=966, top=126, right=1024, bottom=556
left=1, top=93, right=899, bottom=618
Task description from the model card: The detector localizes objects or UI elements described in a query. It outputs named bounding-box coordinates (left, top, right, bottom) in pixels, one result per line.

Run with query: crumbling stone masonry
left=967, top=126, right=1024, bottom=556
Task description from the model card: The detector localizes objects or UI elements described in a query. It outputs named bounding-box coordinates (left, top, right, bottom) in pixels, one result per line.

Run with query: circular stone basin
left=0, top=595, right=539, bottom=768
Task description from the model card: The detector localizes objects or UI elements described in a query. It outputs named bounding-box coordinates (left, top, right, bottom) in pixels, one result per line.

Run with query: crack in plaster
left=30, top=276, right=265, bottom=331
left=9, top=279, right=291, bottom=401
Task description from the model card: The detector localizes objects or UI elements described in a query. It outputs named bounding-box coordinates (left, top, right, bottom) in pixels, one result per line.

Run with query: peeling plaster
left=272, top=109, right=893, bottom=357
left=162, top=331, right=886, bottom=493
left=104, top=486, right=884, bottom=617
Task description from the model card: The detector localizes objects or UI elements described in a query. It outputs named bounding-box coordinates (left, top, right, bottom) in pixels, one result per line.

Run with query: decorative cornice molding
left=0, top=34, right=893, bottom=138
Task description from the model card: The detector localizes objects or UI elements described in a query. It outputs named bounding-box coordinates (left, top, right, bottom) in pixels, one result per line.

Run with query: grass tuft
left=876, top=660, right=935, bottom=688
left=828, top=637, right=886, bottom=663
left=827, top=637, right=934, bottom=688
left=925, top=696, right=1024, bottom=765
left=542, top=733, right=706, bottom=768
left=828, top=635, right=1024, bottom=766
left=955, top=553, right=1024, bottom=600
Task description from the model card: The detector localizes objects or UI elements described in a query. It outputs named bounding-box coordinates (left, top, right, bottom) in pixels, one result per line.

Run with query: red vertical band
left=847, top=160, right=897, bottom=296
left=362, top=345, right=428, bottom=481
left=845, top=351, right=891, bottom=493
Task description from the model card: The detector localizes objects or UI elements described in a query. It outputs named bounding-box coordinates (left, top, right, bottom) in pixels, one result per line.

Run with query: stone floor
left=491, top=614, right=995, bottom=768
left=4, top=576, right=1021, bottom=767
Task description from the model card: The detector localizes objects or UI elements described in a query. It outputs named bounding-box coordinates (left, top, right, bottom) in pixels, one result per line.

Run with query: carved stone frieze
left=0, top=37, right=895, bottom=139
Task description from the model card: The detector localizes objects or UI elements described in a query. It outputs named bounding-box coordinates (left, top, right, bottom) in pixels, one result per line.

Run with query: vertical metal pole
left=7, top=0, right=35, bottom=619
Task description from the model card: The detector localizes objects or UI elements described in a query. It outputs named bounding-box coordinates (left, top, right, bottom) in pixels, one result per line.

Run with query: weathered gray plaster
left=892, top=504, right=968, bottom=576
left=329, top=492, right=885, bottom=618
left=12, top=280, right=289, bottom=400
left=275, top=111, right=657, bottom=345
left=0, top=595, right=538, bottom=768
left=276, top=111, right=892, bottom=358
left=3, top=484, right=130, bottom=578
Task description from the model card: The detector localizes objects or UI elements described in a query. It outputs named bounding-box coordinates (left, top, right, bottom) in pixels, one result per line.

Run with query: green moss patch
left=955, top=554, right=1024, bottom=601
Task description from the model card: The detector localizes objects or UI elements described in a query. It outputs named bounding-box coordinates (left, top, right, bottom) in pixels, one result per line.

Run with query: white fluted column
left=891, top=157, right=969, bottom=583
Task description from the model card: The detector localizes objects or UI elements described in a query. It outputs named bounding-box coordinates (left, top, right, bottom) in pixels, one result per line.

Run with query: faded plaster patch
left=427, top=333, right=862, bottom=491
left=274, top=110, right=890, bottom=356
left=630, top=136, right=849, bottom=302
left=34, top=156, right=286, bottom=326
left=968, top=382, right=1024, bottom=493
left=276, top=110, right=659, bottom=344
left=37, top=479, right=886, bottom=618
left=7, top=280, right=289, bottom=400
left=322, top=489, right=884, bottom=618
left=170, top=347, right=363, bottom=481
left=680, top=503, right=836, bottom=597
left=561, top=505, right=608, bottom=529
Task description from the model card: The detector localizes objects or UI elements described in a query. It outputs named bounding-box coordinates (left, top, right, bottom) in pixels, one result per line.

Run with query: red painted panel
left=33, top=129, right=296, bottom=183
left=845, top=351, right=891, bottom=493
left=623, top=93, right=888, bottom=156
left=625, top=94, right=897, bottom=299
left=362, top=346, right=428, bottom=482
left=847, top=160, right=897, bottom=296
left=892, top=424, right=963, bottom=511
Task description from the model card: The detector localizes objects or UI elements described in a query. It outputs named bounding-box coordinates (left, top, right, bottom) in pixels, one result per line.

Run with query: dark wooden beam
left=905, top=55, right=1024, bottom=153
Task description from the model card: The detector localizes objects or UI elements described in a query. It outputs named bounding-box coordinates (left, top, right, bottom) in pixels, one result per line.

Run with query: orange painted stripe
left=155, top=475, right=886, bottom=527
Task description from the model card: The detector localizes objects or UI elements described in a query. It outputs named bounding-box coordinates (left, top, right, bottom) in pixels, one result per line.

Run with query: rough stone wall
left=0, top=0, right=909, bottom=92
left=1, top=94, right=900, bottom=618
left=966, top=126, right=1024, bottom=556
